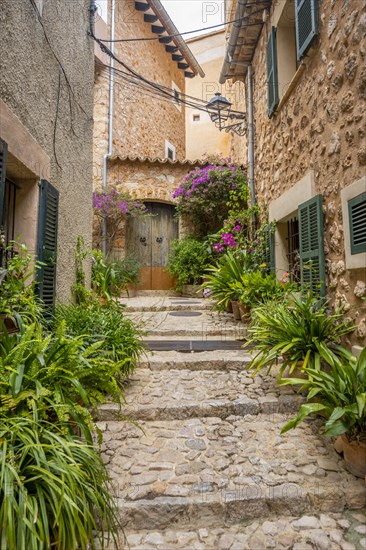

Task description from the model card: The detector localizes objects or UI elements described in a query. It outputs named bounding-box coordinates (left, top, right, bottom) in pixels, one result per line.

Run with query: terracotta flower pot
left=225, top=301, right=233, bottom=313
left=238, top=303, right=251, bottom=322
left=231, top=300, right=241, bottom=320
left=334, top=434, right=366, bottom=478
left=0, top=314, right=19, bottom=334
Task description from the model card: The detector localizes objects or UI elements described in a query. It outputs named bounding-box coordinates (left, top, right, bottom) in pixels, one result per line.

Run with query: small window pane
left=193, top=114, right=200, bottom=122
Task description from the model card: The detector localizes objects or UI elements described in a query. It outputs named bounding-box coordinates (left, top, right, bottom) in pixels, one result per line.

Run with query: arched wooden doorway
left=126, top=202, right=178, bottom=290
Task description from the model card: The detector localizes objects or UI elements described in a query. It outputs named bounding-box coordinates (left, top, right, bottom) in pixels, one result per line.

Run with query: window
left=298, top=194, right=326, bottom=297
left=266, top=0, right=318, bottom=116
left=286, top=217, right=301, bottom=282
left=341, top=176, right=366, bottom=269
left=348, top=193, right=366, bottom=255
left=165, top=140, right=176, bottom=161
left=172, top=82, right=182, bottom=112
left=193, top=114, right=201, bottom=122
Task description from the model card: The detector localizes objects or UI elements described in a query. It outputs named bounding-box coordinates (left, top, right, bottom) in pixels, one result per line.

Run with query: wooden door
left=126, top=202, right=178, bottom=290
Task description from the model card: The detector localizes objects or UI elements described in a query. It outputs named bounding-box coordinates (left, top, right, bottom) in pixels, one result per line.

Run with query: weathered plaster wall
left=185, top=31, right=231, bottom=160
left=93, top=1, right=188, bottom=188
left=230, top=0, right=366, bottom=344
left=0, top=0, right=94, bottom=300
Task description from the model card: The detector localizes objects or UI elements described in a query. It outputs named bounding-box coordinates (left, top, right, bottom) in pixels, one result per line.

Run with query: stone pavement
left=98, top=296, right=366, bottom=550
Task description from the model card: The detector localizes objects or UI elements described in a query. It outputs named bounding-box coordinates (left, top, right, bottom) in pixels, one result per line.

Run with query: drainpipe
left=102, top=0, right=116, bottom=256
left=247, top=65, right=255, bottom=207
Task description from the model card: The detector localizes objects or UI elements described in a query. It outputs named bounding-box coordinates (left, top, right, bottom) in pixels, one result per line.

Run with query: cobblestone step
left=98, top=368, right=304, bottom=421
left=97, top=510, right=366, bottom=549
left=125, top=310, right=246, bottom=338
left=98, top=416, right=366, bottom=531
left=138, top=351, right=251, bottom=370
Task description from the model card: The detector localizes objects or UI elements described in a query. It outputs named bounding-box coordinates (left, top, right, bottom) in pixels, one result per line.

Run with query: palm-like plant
left=280, top=344, right=366, bottom=440
left=245, top=293, right=354, bottom=377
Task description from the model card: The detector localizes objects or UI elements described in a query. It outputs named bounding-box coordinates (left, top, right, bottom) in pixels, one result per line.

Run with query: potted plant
left=279, top=345, right=366, bottom=478
left=167, top=237, right=212, bottom=295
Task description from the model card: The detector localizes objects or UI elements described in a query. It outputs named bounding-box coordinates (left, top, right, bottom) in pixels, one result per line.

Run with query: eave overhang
left=136, top=0, right=205, bottom=78
left=219, top=0, right=272, bottom=83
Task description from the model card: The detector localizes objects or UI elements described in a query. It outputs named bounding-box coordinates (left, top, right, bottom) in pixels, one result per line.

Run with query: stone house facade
left=92, top=0, right=205, bottom=289
left=0, top=0, right=94, bottom=307
left=220, top=0, right=366, bottom=347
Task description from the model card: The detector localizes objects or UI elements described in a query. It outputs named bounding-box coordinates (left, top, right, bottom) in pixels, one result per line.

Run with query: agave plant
left=0, top=416, right=121, bottom=550
left=280, top=344, right=366, bottom=440
left=245, top=292, right=354, bottom=377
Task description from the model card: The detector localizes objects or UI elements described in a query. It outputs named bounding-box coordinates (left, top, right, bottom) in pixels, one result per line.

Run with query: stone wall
left=93, top=1, right=189, bottom=188
left=93, top=158, right=205, bottom=253
left=0, top=0, right=94, bottom=301
left=229, top=0, right=366, bottom=345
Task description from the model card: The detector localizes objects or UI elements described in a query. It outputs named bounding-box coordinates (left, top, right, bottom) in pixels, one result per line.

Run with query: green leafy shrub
left=246, top=293, right=354, bottom=377
left=0, top=416, right=120, bottom=550
left=280, top=345, right=366, bottom=440
left=236, top=270, right=294, bottom=308
left=0, top=242, right=42, bottom=322
left=201, top=251, right=253, bottom=309
left=92, top=251, right=141, bottom=300
left=167, top=237, right=212, bottom=291
left=55, top=301, right=144, bottom=377
left=0, top=322, right=124, bottom=435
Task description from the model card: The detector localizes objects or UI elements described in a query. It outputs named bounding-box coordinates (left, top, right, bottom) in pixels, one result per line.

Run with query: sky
left=160, top=0, right=225, bottom=37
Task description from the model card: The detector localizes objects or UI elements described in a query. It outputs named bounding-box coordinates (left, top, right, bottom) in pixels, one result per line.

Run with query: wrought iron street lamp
left=206, top=92, right=247, bottom=136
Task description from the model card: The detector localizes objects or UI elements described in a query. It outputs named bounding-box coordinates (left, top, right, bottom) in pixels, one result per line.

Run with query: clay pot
left=231, top=300, right=241, bottom=320
left=0, top=314, right=19, bottom=334
left=225, top=301, right=233, bottom=313
left=238, top=303, right=251, bottom=322
left=334, top=434, right=366, bottom=478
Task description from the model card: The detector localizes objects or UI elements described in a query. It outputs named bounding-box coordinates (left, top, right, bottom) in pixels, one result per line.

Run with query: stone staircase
left=98, top=297, right=366, bottom=550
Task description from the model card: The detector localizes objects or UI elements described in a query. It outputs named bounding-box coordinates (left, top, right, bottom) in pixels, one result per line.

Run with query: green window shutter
left=0, top=139, right=8, bottom=229
left=295, top=0, right=318, bottom=61
left=298, top=194, right=326, bottom=297
left=264, top=225, right=276, bottom=273
left=37, top=180, right=59, bottom=315
left=266, top=27, right=279, bottom=118
left=348, top=192, right=366, bottom=255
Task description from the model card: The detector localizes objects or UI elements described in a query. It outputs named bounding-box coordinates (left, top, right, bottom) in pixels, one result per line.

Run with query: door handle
left=140, top=237, right=147, bottom=246
left=156, top=237, right=163, bottom=243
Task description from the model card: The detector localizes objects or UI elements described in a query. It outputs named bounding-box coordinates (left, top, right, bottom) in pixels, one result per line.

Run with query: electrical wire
left=96, top=4, right=269, bottom=42
left=94, top=60, right=246, bottom=118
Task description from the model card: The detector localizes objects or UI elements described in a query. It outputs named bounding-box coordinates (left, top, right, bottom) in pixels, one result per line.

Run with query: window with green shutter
left=295, top=0, right=318, bottom=61
left=298, top=194, right=326, bottom=298
left=348, top=192, right=366, bottom=255
left=37, top=180, right=59, bottom=315
left=266, top=27, right=279, bottom=118
left=264, top=225, right=276, bottom=273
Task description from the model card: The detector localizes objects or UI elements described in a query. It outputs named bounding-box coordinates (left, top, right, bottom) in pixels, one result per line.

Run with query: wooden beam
left=165, top=45, right=179, bottom=53
left=159, top=36, right=174, bottom=44
left=135, top=2, right=150, bottom=12
left=151, top=24, right=165, bottom=34
left=172, top=54, right=184, bottom=62
left=178, top=62, right=190, bottom=70
left=144, top=13, right=159, bottom=23
left=184, top=71, right=195, bottom=78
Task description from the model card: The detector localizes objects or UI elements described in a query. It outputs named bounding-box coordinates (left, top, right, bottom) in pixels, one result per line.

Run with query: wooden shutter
left=0, top=139, right=8, bottom=230
left=295, top=0, right=318, bottom=61
left=266, top=27, right=279, bottom=118
left=264, top=225, right=276, bottom=273
left=348, top=192, right=366, bottom=255
left=298, top=194, right=325, bottom=297
left=37, top=180, right=59, bottom=314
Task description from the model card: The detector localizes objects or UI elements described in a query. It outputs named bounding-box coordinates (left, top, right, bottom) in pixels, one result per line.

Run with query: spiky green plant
left=280, top=344, right=366, bottom=440
left=245, top=293, right=354, bottom=377
left=0, top=416, right=121, bottom=550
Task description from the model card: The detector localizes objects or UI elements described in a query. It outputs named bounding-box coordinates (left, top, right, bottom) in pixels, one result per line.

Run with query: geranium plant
left=173, top=164, right=248, bottom=237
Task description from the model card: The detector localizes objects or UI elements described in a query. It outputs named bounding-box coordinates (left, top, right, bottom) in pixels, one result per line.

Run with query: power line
left=95, top=4, right=268, bottom=43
